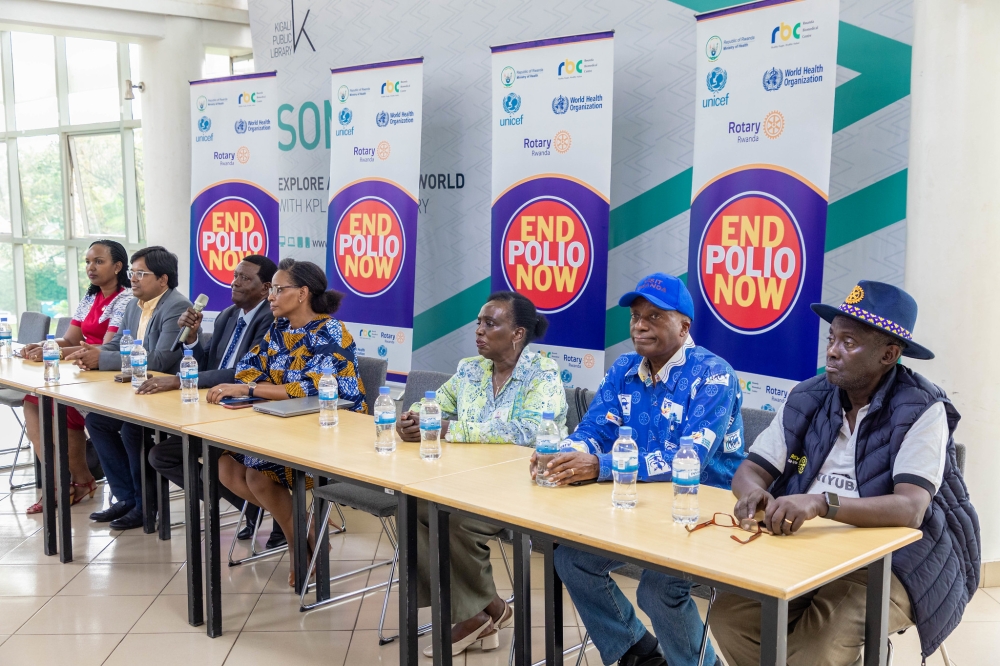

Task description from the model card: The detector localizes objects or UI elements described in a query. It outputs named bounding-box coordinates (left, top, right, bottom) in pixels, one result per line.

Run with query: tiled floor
left=0, top=414, right=993, bottom=664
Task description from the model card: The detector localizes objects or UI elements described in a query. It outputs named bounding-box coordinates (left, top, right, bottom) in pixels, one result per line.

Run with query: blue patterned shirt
left=565, top=336, right=745, bottom=487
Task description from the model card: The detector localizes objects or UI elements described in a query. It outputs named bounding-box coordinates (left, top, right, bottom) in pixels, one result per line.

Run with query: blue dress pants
left=85, top=412, right=146, bottom=510
left=554, top=545, right=716, bottom=666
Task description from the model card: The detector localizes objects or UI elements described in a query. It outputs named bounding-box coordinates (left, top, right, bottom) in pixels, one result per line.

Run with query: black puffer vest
left=773, top=366, right=980, bottom=657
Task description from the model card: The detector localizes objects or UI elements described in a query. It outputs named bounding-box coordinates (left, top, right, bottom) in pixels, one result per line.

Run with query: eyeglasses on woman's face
left=268, top=284, right=298, bottom=298
left=685, top=512, right=768, bottom=544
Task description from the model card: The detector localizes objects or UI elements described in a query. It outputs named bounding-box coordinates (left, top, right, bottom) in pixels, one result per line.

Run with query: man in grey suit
left=68, top=246, right=192, bottom=529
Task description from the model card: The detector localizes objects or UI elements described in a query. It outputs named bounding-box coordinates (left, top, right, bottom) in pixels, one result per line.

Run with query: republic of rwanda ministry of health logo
left=501, top=66, right=515, bottom=87
left=338, top=85, right=349, bottom=103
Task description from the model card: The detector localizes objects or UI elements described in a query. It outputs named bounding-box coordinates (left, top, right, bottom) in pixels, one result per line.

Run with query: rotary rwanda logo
left=236, top=147, right=250, bottom=164
left=377, top=141, right=391, bottom=161
left=763, top=111, right=784, bottom=139
left=554, top=131, right=572, bottom=154
left=697, top=192, right=805, bottom=334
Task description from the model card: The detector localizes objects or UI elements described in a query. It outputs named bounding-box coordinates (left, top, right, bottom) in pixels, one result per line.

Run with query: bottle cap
left=133, top=339, right=142, bottom=345
left=46, top=334, right=54, bottom=340
left=619, top=426, right=632, bottom=438
left=379, top=386, right=390, bottom=395
left=184, top=349, right=193, bottom=357
left=424, top=391, right=436, bottom=399
left=680, top=435, right=695, bottom=446
left=123, top=329, right=131, bottom=335
left=1, top=317, right=6, bottom=322
left=542, top=411, right=554, bottom=420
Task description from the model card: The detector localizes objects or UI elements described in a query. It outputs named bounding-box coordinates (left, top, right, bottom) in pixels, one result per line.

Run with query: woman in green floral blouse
left=397, top=291, right=567, bottom=657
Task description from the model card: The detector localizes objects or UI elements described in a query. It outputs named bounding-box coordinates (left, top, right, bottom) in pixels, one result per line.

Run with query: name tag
left=618, top=394, right=632, bottom=417
left=661, top=398, right=683, bottom=425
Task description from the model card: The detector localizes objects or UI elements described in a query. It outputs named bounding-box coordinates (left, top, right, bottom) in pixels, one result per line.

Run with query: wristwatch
left=247, top=381, right=257, bottom=398
left=823, top=491, right=840, bottom=520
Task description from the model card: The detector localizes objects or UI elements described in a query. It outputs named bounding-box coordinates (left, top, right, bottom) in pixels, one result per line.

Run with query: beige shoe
left=422, top=617, right=498, bottom=657
left=497, top=600, right=515, bottom=630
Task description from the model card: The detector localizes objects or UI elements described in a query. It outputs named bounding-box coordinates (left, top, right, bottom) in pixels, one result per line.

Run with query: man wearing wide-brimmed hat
left=711, top=280, right=981, bottom=666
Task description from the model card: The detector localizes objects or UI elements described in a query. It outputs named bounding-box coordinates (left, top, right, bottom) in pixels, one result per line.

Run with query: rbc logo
left=198, top=116, right=211, bottom=133
left=376, top=110, right=389, bottom=127
left=706, top=67, right=728, bottom=93
left=771, top=22, right=801, bottom=43
left=377, top=345, right=388, bottom=358
left=503, top=92, right=521, bottom=114
left=237, top=91, right=258, bottom=105
left=381, top=81, right=400, bottom=94
left=339, top=108, right=352, bottom=126
left=234, top=119, right=247, bottom=134
left=551, top=95, right=569, bottom=115
left=557, top=59, right=583, bottom=76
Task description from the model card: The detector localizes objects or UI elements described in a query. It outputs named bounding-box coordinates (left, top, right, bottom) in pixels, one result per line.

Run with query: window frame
left=0, top=32, right=144, bottom=320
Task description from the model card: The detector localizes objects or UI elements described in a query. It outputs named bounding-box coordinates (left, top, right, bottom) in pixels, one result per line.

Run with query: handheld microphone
left=172, top=294, right=209, bottom=351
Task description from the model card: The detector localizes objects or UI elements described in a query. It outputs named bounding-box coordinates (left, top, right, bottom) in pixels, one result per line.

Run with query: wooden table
left=0, top=358, right=121, bottom=561
left=405, top=459, right=922, bottom=666
left=34, top=379, right=259, bottom=562
left=184, top=411, right=533, bottom=644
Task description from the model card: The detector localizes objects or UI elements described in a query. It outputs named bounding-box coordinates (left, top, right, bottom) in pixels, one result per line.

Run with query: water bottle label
left=0, top=333, right=10, bottom=340
left=131, top=359, right=145, bottom=367
left=375, top=413, right=396, bottom=425
left=319, top=387, right=338, bottom=401
left=420, top=417, right=441, bottom=431
left=673, top=469, right=700, bottom=486
left=613, top=452, right=638, bottom=473
left=43, top=353, right=60, bottom=361
left=181, top=368, right=198, bottom=380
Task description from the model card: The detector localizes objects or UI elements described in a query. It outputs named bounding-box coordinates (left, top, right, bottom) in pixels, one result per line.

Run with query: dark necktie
left=220, top=317, right=247, bottom=369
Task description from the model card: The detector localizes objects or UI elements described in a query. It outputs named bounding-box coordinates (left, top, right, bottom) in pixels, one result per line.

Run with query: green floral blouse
left=411, top=350, right=568, bottom=445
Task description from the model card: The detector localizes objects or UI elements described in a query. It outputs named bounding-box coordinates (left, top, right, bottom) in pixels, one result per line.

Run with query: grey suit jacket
left=98, top=288, right=193, bottom=373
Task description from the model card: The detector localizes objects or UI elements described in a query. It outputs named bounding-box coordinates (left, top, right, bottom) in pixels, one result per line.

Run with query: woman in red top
left=21, top=240, right=132, bottom=514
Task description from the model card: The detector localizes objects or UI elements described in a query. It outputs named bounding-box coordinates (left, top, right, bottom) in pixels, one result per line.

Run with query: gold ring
left=784, top=518, right=793, bottom=524
left=569, top=468, right=575, bottom=477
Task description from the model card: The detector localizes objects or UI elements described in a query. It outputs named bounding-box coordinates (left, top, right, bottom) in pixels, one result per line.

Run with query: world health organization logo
left=234, top=119, right=247, bottom=134
left=375, top=110, right=389, bottom=127
left=501, top=66, right=516, bottom=88
left=338, top=108, right=352, bottom=126
left=763, top=67, right=783, bottom=91
left=706, top=67, right=728, bottom=93
left=337, top=85, right=349, bottom=103
left=551, top=95, right=569, bottom=115
left=503, top=92, right=521, bottom=114
left=198, top=116, right=211, bottom=133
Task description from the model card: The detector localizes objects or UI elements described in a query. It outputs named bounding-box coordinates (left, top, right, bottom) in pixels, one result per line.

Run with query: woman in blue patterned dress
left=210, top=258, right=366, bottom=586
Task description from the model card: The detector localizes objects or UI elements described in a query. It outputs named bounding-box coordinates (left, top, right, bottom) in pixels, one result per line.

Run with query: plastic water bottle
left=534, top=411, right=561, bottom=487
left=318, top=360, right=339, bottom=428
left=611, top=426, right=639, bottom=508
left=180, top=350, right=199, bottom=403
left=130, top=340, right=147, bottom=389
left=0, top=317, right=12, bottom=359
left=374, top=386, right=396, bottom=454
left=42, top=335, right=60, bottom=383
left=672, top=436, right=701, bottom=524
left=419, top=391, right=441, bottom=460
left=119, top=329, right=134, bottom=378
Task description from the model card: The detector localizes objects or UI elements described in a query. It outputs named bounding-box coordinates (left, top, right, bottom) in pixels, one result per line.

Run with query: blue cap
left=134, top=339, right=142, bottom=345
left=618, top=273, right=694, bottom=320
left=379, top=386, right=390, bottom=395
left=184, top=349, right=193, bottom=356
left=542, top=411, right=554, bottom=420
left=424, top=391, right=436, bottom=399
left=46, top=334, right=54, bottom=339
left=123, top=329, right=131, bottom=335
left=619, top=426, right=632, bottom=438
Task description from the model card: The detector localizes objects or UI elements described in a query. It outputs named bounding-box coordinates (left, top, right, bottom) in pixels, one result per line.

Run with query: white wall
left=908, top=0, right=1000, bottom=561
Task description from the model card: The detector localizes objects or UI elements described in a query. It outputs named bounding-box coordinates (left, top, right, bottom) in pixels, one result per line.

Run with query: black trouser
left=149, top=435, right=278, bottom=536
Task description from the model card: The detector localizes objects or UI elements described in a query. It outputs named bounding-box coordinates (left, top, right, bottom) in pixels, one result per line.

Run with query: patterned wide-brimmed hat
left=810, top=280, right=934, bottom=360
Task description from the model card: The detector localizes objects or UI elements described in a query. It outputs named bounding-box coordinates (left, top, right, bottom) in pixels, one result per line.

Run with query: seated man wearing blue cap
left=712, top=281, right=980, bottom=666
left=530, top=272, right=744, bottom=666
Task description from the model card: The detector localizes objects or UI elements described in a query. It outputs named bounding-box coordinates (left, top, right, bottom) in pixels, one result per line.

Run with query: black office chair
left=2, top=312, right=52, bottom=491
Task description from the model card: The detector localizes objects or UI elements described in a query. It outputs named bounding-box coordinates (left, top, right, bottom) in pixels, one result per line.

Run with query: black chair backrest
left=955, top=442, right=966, bottom=476
left=399, top=370, right=453, bottom=411
left=741, top=407, right=777, bottom=452
left=16, top=312, right=51, bottom=344
left=54, top=317, right=72, bottom=339
left=356, top=356, right=388, bottom=414
left=565, top=386, right=595, bottom=433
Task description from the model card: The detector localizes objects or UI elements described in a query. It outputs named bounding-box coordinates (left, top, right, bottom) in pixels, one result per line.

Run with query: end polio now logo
left=198, top=199, right=269, bottom=287
left=333, top=198, right=405, bottom=297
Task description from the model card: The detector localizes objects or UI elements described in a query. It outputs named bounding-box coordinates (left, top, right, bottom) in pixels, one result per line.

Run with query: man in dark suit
left=68, top=246, right=193, bottom=529
left=138, top=255, right=285, bottom=547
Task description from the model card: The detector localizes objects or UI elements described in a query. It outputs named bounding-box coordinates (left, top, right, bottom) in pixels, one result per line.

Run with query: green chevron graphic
left=413, top=14, right=912, bottom=353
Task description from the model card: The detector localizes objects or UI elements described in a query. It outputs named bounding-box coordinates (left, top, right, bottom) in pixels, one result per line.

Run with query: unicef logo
left=503, top=92, right=521, bottom=114
left=339, top=108, right=353, bottom=126
left=375, top=110, right=389, bottom=128
left=196, top=96, right=207, bottom=112
left=706, top=67, right=728, bottom=93
left=763, top=67, right=783, bottom=91
left=198, top=116, right=211, bottom=133
left=377, top=345, right=388, bottom=358
left=234, top=119, right=247, bottom=135
left=501, top=66, right=516, bottom=88
left=560, top=369, right=573, bottom=384
left=551, top=95, right=569, bottom=115
left=337, top=85, right=349, bottom=103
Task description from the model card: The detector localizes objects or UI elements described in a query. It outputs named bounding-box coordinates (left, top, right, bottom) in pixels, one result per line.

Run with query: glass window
left=232, top=56, right=255, bottom=76
left=69, top=133, right=125, bottom=237
left=11, top=32, right=59, bottom=130
left=134, top=128, right=146, bottom=237
left=128, top=43, right=142, bottom=120
left=0, top=243, right=14, bottom=318
left=203, top=53, right=230, bottom=79
left=66, top=38, right=120, bottom=125
left=0, top=142, right=10, bottom=234
left=18, top=135, right=64, bottom=239
left=0, top=55, right=5, bottom=132
left=24, top=244, right=68, bottom=317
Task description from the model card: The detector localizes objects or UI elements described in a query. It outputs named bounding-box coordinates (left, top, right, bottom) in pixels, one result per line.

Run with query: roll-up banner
left=490, top=32, right=613, bottom=390
left=687, top=0, right=839, bottom=409
left=190, top=72, right=280, bottom=324
left=327, top=59, right=423, bottom=382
